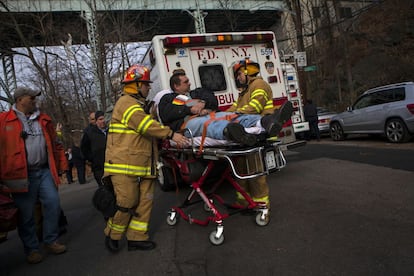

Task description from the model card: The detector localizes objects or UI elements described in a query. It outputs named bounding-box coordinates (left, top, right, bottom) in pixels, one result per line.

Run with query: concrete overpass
left=1, top=0, right=286, bottom=12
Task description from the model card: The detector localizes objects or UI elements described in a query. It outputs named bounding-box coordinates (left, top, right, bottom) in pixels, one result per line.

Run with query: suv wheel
left=330, top=122, right=346, bottom=141
left=385, top=118, right=411, bottom=143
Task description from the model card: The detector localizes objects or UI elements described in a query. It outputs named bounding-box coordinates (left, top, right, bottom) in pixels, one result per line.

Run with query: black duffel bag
left=92, top=176, right=117, bottom=218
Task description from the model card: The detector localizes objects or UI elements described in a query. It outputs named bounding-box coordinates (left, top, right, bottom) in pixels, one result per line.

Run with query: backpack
left=92, top=177, right=138, bottom=218
left=92, top=177, right=117, bottom=218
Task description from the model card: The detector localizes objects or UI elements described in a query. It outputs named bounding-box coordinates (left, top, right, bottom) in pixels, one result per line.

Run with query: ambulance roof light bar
left=163, top=33, right=274, bottom=47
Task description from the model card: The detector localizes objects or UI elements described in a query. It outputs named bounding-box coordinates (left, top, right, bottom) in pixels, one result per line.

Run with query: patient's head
left=170, top=72, right=191, bottom=95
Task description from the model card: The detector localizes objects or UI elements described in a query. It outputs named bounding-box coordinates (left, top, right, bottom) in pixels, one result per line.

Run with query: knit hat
left=95, top=110, right=105, bottom=120
left=13, top=87, right=41, bottom=100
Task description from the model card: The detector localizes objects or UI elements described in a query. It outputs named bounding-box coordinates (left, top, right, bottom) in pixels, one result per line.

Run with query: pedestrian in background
left=86, top=112, right=96, bottom=128
left=82, top=112, right=95, bottom=179
left=0, top=87, right=68, bottom=264
left=303, top=99, right=320, bottom=141
left=65, top=147, right=74, bottom=184
left=81, top=111, right=108, bottom=186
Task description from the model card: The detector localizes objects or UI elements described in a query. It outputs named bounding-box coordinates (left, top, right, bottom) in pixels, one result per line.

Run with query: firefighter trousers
left=104, top=175, right=154, bottom=241
left=236, top=176, right=270, bottom=208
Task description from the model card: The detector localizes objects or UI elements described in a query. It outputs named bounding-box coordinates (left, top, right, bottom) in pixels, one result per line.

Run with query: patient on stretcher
left=160, top=98, right=293, bottom=147
left=157, top=71, right=293, bottom=147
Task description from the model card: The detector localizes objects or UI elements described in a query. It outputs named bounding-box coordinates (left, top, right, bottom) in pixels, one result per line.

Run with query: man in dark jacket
left=303, top=99, right=320, bottom=141
left=80, top=111, right=108, bottom=186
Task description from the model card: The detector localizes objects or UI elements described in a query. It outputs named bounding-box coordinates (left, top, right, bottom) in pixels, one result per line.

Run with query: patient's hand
left=190, top=100, right=206, bottom=115
left=172, top=132, right=190, bottom=147
left=199, top=109, right=211, bottom=116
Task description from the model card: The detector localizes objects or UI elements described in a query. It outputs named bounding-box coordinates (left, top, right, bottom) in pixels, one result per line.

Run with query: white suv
left=330, top=82, right=414, bottom=143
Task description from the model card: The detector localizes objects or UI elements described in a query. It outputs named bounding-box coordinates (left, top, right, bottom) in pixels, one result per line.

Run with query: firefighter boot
left=261, top=101, right=294, bottom=137
left=127, top=240, right=156, bottom=251
left=105, top=236, right=121, bottom=253
left=223, top=123, right=257, bottom=146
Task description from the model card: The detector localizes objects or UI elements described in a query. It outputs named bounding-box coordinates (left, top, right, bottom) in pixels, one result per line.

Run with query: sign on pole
left=304, top=65, right=317, bottom=72
left=294, top=51, right=307, bottom=67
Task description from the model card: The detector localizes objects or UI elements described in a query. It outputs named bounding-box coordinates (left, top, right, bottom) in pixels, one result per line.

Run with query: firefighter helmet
left=122, top=64, right=153, bottom=84
left=232, top=59, right=260, bottom=77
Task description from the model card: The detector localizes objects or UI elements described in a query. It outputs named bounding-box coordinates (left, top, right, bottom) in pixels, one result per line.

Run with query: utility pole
left=291, top=0, right=307, bottom=102
left=82, top=0, right=106, bottom=111
left=332, top=0, right=354, bottom=105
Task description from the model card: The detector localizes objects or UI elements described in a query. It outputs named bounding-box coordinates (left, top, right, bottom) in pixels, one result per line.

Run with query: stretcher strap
left=198, top=112, right=239, bottom=153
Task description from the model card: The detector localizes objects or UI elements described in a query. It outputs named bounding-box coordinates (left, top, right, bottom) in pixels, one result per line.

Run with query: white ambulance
left=141, top=31, right=307, bottom=148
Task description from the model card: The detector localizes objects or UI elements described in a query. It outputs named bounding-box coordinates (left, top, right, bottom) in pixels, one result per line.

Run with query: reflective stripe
left=109, top=123, right=137, bottom=134
left=251, top=89, right=272, bottom=113
left=137, top=115, right=153, bottom=135
left=252, top=195, right=269, bottom=204
left=249, top=99, right=263, bottom=113
left=129, top=219, right=148, bottom=232
left=108, top=218, right=127, bottom=232
left=122, top=105, right=143, bottom=125
left=264, top=100, right=274, bottom=110
left=251, top=89, right=269, bottom=100
left=104, top=162, right=151, bottom=176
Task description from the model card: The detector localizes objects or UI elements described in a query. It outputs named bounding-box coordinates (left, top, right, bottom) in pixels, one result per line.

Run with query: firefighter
left=103, top=64, right=188, bottom=252
left=228, top=58, right=293, bottom=213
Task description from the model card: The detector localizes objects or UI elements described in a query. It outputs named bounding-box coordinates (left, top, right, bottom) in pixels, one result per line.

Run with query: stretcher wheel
left=209, top=230, right=224, bottom=245
left=166, top=212, right=178, bottom=226
left=255, top=211, right=270, bottom=226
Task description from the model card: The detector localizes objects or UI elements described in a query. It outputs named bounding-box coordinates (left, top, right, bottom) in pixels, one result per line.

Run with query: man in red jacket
left=0, top=87, right=68, bottom=264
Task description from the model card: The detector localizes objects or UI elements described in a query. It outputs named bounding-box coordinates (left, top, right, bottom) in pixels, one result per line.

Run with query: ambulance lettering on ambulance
left=217, top=93, right=235, bottom=105
left=142, top=31, right=308, bottom=147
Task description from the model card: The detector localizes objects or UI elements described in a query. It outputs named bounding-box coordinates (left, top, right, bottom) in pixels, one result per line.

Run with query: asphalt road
left=1, top=138, right=414, bottom=276
left=292, top=136, right=414, bottom=172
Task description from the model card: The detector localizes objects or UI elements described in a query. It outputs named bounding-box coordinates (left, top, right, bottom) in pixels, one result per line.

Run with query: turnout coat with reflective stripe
left=104, top=94, right=173, bottom=178
left=226, top=77, right=274, bottom=115
left=0, top=110, right=67, bottom=193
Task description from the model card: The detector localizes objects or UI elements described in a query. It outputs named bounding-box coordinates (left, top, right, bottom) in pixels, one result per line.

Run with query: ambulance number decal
left=260, top=48, right=273, bottom=56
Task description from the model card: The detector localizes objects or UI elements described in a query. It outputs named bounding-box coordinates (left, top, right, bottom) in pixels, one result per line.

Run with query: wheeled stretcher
left=160, top=130, right=287, bottom=245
